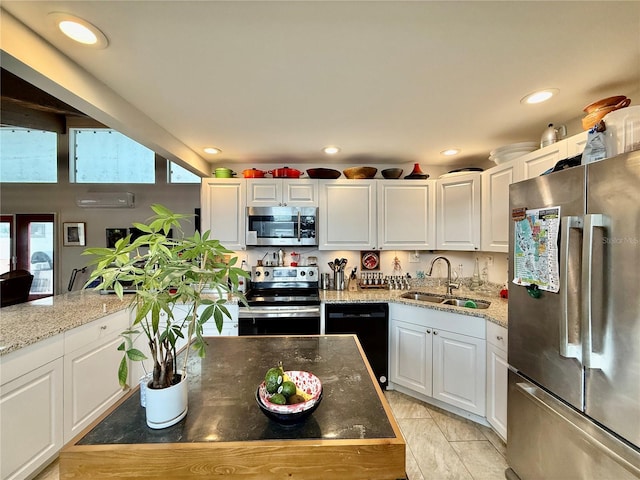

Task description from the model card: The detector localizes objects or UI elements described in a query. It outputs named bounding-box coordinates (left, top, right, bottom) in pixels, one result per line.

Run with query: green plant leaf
left=126, top=348, right=147, bottom=361
left=118, top=356, right=129, bottom=389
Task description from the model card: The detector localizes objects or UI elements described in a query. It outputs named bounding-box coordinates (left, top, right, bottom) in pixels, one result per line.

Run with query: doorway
left=1, top=214, right=56, bottom=299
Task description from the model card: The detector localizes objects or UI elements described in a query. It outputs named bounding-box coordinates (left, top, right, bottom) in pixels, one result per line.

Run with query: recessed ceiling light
left=323, top=146, right=341, bottom=155
left=441, top=148, right=460, bottom=156
left=204, top=147, right=222, bottom=155
left=521, top=89, right=559, bottom=105
left=49, top=12, right=108, bottom=48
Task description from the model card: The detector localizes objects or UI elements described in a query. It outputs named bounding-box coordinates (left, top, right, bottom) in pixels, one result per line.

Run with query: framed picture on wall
left=106, top=228, right=128, bottom=248
left=63, top=222, right=86, bottom=246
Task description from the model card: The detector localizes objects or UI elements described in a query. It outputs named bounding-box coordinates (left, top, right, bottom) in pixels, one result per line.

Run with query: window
left=0, top=127, right=58, bottom=183
left=168, top=161, right=201, bottom=183
left=70, top=128, right=155, bottom=183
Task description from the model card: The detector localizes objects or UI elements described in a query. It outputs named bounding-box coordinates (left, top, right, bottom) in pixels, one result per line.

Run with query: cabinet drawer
left=64, top=310, right=130, bottom=353
left=486, top=321, right=507, bottom=350
left=1, top=334, right=64, bottom=386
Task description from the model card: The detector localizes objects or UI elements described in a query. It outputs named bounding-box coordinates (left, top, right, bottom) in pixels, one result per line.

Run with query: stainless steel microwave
left=246, top=206, right=318, bottom=246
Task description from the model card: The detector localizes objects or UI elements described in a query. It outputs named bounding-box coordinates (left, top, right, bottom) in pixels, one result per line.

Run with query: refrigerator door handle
left=559, top=216, right=583, bottom=360
left=582, top=213, right=606, bottom=370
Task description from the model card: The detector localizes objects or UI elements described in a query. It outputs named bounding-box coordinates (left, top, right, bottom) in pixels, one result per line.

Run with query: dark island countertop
left=61, top=335, right=406, bottom=479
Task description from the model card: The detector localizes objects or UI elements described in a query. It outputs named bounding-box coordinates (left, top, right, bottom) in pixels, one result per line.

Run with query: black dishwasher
left=325, top=303, right=389, bottom=389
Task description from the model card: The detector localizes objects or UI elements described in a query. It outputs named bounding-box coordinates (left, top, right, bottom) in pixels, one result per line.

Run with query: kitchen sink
left=400, top=291, right=446, bottom=303
left=440, top=298, right=491, bottom=309
left=400, top=291, right=490, bottom=309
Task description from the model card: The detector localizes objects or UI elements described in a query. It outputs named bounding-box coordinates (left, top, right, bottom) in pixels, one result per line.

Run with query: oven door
left=238, top=305, right=320, bottom=335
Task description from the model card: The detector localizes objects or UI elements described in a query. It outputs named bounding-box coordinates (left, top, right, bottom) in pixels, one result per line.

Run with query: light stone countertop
left=0, top=284, right=507, bottom=357
left=320, top=285, right=508, bottom=329
left=0, top=290, right=238, bottom=357
left=0, top=290, right=131, bottom=356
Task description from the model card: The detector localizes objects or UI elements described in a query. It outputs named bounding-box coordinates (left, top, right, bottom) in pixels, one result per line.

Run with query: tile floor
left=385, top=390, right=508, bottom=480
left=34, top=390, right=507, bottom=480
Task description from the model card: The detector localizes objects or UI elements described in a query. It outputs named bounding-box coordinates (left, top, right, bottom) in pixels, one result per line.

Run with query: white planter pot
left=145, top=372, right=188, bottom=429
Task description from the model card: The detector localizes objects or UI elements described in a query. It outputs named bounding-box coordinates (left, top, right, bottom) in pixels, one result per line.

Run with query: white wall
left=0, top=139, right=200, bottom=293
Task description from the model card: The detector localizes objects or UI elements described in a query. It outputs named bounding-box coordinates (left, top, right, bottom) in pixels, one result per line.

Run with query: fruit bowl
left=256, top=389, right=323, bottom=424
left=257, top=370, right=322, bottom=414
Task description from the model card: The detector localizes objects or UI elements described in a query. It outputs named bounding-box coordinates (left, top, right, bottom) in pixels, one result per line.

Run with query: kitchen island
left=60, top=335, right=406, bottom=479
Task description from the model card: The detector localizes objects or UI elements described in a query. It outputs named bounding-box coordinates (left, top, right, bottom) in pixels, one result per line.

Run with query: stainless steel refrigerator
left=506, top=150, right=640, bottom=480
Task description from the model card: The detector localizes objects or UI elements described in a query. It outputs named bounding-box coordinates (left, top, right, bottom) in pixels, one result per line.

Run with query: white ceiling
left=2, top=1, right=640, bottom=173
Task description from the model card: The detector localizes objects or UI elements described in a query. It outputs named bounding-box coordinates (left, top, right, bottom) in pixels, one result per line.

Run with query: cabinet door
left=436, top=173, right=481, bottom=250
left=247, top=179, right=282, bottom=206
left=1, top=358, right=63, bottom=480
left=432, top=328, right=486, bottom=416
left=201, top=178, right=246, bottom=250
left=63, top=312, right=130, bottom=442
left=318, top=180, right=376, bottom=250
left=283, top=179, right=318, bottom=206
left=486, top=342, right=508, bottom=440
left=567, top=131, right=588, bottom=157
left=377, top=180, right=436, bottom=250
left=520, top=141, right=568, bottom=179
left=481, top=162, right=524, bottom=252
left=390, top=320, right=432, bottom=396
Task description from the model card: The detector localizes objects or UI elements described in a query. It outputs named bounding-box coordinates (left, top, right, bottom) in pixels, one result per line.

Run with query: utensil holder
left=334, top=272, right=345, bottom=290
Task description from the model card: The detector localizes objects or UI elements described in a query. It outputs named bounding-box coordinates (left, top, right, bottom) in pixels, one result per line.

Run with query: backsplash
left=234, top=247, right=509, bottom=287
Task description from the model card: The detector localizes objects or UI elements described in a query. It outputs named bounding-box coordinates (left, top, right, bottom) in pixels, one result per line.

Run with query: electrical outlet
left=408, top=251, right=420, bottom=263
left=485, top=255, right=493, bottom=266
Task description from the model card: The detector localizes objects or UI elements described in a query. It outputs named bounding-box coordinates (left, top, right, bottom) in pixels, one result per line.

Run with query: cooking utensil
left=583, top=95, right=628, bottom=114
left=381, top=168, right=403, bottom=179
left=540, top=123, right=567, bottom=148
left=582, top=98, right=631, bottom=130
left=306, top=168, right=341, bottom=179
left=242, top=168, right=267, bottom=178
left=269, top=167, right=303, bottom=178
left=343, top=166, right=377, bottom=179
left=404, top=163, right=429, bottom=179
left=213, top=167, right=236, bottom=178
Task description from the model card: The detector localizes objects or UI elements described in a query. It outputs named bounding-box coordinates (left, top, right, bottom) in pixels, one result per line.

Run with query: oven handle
left=239, top=306, right=320, bottom=318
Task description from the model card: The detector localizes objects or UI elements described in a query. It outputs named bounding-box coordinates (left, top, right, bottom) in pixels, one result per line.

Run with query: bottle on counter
left=470, top=258, right=482, bottom=291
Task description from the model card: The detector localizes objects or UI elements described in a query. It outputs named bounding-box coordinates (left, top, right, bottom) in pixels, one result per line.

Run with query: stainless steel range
left=238, top=266, right=320, bottom=336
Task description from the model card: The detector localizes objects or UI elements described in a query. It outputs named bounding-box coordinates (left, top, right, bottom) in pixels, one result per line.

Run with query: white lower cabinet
left=0, top=335, right=64, bottom=480
left=486, top=322, right=508, bottom=440
left=63, top=310, right=130, bottom=443
left=389, top=304, right=486, bottom=416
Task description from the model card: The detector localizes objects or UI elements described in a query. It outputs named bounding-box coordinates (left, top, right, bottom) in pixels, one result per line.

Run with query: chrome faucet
left=427, top=256, right=459, bottom=296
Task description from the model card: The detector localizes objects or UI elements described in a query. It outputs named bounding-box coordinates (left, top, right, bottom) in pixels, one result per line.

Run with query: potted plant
left=83, top=204, right=248, bottom=428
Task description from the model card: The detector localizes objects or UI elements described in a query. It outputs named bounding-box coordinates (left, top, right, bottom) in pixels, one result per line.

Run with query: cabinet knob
left=100, top=325, right=107, bottom=330
left=497, top=336, right=504, bottom=341
left=433, top=330, right=438, bottom=335
left=426, top=329, right=431, bottom=334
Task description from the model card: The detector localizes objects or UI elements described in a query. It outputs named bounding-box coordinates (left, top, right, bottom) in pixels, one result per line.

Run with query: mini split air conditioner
left=76, top=192, right=135, bottom=208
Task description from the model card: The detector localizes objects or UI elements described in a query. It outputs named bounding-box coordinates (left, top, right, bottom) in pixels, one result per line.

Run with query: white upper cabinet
left=567, top=130, right=588, bottom=157
left=318, top=180, right=377, bottom=250
left=520, top=141, right=567, bottom=179
left=520, top=131, right=589, bottom=179
left=377, top=180, right=436, bottom=250
left=247, top=179, right=318, bottom=207
left=436, top=172, right=481, bottom=251
left=201, top=178, right=246, bottom=250
left=481, top=161, right=524, bottom=252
